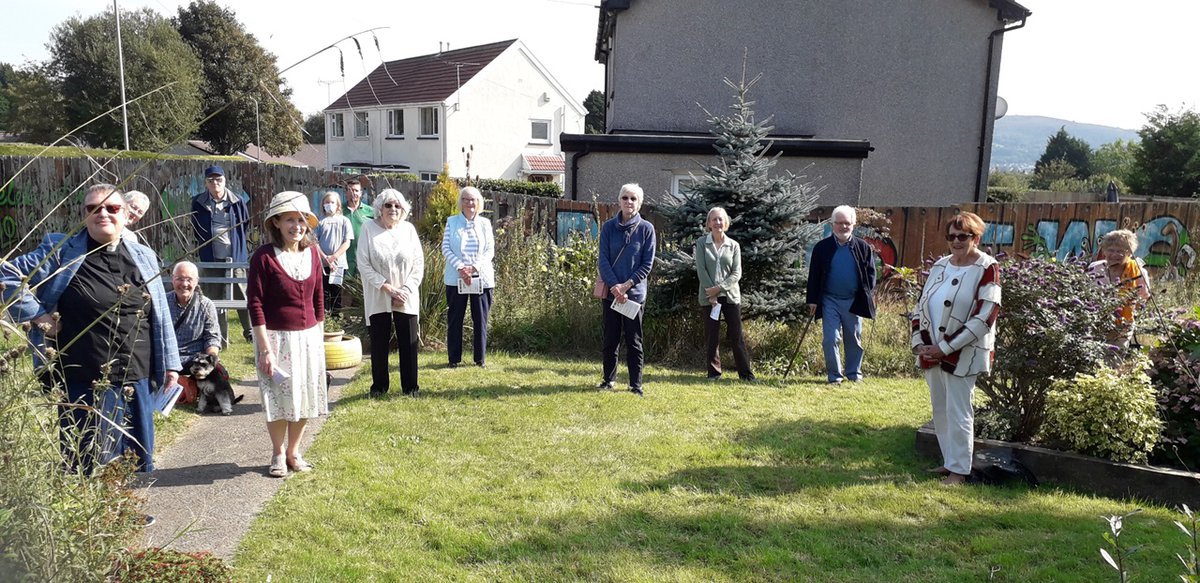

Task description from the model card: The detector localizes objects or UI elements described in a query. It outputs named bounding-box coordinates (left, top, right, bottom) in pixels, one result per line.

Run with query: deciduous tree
left=176, top=1, right=302, bottom=156
left=303, top=113, right=325, bottom=144
left=2, top=64, right=66, bottom=144
left=1128, top=106, right=1200, bottom=198
left=50, top=8, right=202, bottom=151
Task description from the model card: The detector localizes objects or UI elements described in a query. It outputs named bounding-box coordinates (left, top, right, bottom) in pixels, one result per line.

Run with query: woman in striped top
left=441, top=186, right=495, bottom=368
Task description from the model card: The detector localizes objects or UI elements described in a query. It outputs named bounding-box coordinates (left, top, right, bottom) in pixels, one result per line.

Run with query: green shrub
left=1148, top=306, right=1200, bottom=468
left=0, top=342, right=144, bottom=580
left=976, top=256, right=1124, bottom=441
left=416, top=164, right=459, bottom=243
left=110, top=548, right=232, bottom=582
left=473, top=178, right=563, bottom=198
left=1040, top=356, right=1163, bottom=464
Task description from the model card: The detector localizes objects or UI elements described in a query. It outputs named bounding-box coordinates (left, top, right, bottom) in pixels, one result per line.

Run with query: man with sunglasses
left=191, top=165, right=252, bottom=344
left=0, top=183, right=181, bottom=478
left=805, top=205, right=877, bottom=385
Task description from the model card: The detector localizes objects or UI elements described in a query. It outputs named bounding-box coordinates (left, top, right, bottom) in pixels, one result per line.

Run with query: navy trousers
left=445, top=285, right=493, bottom=366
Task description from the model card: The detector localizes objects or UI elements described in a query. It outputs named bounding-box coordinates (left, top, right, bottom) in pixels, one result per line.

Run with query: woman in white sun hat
left=247, top=191, right=328, bottom=477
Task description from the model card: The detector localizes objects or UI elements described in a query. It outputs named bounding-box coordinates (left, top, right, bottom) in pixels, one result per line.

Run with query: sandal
left=287, top=456, right=314, bottom=473
left=268, top=454, right=287, bottom=478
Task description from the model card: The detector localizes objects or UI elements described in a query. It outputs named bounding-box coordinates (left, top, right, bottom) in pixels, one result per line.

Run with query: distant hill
left=991, top=115, right=1139, bottom=171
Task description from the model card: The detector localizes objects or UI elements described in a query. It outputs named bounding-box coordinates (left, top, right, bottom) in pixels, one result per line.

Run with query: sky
left=3, top=0, right=1198, bottom=132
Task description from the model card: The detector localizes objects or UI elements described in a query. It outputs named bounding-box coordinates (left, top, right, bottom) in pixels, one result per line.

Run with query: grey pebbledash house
left=561, top=0, right=1031, bottom=206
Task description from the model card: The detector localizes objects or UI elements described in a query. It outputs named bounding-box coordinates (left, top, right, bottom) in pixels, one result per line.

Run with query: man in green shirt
left=342, top=179, right=375, bottom=277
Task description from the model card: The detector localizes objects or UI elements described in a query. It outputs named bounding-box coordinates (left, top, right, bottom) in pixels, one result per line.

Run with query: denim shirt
left=0, top=231, right=182, bottom=386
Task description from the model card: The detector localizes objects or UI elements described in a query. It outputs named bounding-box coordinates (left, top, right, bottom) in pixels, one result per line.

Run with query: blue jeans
left=821, top=296, right=864, bottom=382
left=62, top=377, right=152, bottom=473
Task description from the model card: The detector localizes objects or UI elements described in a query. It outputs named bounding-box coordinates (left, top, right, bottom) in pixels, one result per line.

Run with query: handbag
left=594, top=233, right=634, bottom=299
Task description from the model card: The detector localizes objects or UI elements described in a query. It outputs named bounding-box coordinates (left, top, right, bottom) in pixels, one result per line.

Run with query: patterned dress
left=257, top=247, right=328, bottom=422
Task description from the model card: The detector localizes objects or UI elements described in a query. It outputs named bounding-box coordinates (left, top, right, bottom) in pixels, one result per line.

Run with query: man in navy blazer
left=805, top=205, right=876, bottom=384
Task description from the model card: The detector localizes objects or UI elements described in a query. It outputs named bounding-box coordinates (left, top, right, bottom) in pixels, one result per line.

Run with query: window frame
left=353, top=111, right=370, bottom=139
left=418, top=171, right=438, bottom=182
left=387, top=108, right=404, bottom=138
left=419, top=106, right=440, bottom=138
left=329, top=113, right=345, bottom=139
left=529, top=119, right=551, bottom=144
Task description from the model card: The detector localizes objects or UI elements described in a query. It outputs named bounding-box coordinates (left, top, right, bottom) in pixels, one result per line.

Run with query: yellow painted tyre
left=324, top=335, right=363, bottom=370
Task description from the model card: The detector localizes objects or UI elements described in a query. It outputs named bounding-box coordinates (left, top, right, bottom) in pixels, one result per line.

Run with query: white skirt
left=257, top=323, right=328, bottom=422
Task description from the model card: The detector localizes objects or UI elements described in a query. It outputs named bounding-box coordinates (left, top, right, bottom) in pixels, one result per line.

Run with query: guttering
left=560, top=133, right=872, bottom=158
left=975, top=16, right=1027, bottom=202
left=569, top=144, right=591, bottom=200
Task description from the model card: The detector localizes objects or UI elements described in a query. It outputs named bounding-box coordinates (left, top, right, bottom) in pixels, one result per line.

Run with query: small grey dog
left=186, top=354, right=242, bottom=415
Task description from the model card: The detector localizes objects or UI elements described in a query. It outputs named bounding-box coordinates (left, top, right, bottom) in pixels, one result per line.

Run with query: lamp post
left=247, top=95, right=261, bottom=155
left=114, top=0, right=129, bottom=150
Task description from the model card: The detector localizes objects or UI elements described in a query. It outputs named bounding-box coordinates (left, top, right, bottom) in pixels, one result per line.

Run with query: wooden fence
left=3, top=155, right=1196, bottom=279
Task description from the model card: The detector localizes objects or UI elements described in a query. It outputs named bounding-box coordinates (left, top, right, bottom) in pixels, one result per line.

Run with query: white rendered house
left=324, top=39, right=585, bottom=184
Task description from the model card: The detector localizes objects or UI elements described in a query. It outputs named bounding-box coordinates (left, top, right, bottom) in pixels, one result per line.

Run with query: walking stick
left=783, top=314, right=816, bottom=379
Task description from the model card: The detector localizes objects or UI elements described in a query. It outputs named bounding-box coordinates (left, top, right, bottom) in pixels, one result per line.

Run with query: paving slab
left=139, top=363, right=359, bottom=559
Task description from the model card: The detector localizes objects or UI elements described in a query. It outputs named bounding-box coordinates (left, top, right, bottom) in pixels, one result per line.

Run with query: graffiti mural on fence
left=556, top=210, right=599, bottom=245
left=980, top=222, right=1015, bottom=247
left=0, top=184, right=80, bottom=254
left=1007, top=215, right=1195, bottom=278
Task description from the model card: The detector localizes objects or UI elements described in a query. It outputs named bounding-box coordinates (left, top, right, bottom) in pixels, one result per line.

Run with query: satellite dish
left=995, top=96, right=1009, bottom=120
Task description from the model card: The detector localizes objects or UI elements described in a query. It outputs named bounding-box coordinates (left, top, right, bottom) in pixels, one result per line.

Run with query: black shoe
left=243, top=330, right=253, bottom=341
left=475, top=362, right=486, bottom=368
left=629, top=387, right=644, bottom=397
left=140, top=514, right=156, bottom=527
left=447, top=362, right=460, bottom=368
left=369, top=390, right=387, bottom=399
left=740, top=375, right=757, bottom=383
left=325, top=372, right=333, bottom=387
left=403, top=389, right=421, bottom=398
left=596, top=380, right=615, bottom=390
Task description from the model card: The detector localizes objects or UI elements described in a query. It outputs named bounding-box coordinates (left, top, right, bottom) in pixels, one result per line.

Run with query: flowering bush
left=976, top=256, right=1123, bottom=441
left=1148, top=307, right=1200, bottom=468
left=1041, top=356, right=1163, bottom=464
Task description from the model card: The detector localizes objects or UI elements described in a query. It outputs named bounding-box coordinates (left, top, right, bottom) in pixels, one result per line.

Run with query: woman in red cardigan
left=247, top=191, right=327, bottom=478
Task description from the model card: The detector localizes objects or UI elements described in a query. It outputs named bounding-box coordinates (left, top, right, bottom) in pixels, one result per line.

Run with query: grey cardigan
left=694, top=233, right=742, bottom=305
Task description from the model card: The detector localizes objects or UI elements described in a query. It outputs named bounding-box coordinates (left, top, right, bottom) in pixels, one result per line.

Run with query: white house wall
left=446, top=44, right=585, bottom=180
left=326, top=104, right=447, bottom=175
left=605, top=0, right=1006, bottom=206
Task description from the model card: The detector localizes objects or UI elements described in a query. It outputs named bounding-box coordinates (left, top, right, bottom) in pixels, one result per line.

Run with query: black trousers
left=445, top=286, right=493, bottom=366
left=368, top=311, right=419, bottom=395
left=601, top=298, right=644, bottom=389
left=323, top=271, right=343, bottom=319
left=703, top=298, right=754, bottom=379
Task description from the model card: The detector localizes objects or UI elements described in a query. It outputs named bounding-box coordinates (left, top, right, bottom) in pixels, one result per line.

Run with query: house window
left=354, top=112, right=369, bottom=138
left=387, top=109, right=404, bottom=137
left=671, top=174, right=695, bottom=200
left=530, top=119, right=551, bottom=144
left=419, top=171, right=438, bottom=182
left=329, top=113, right=344, bottom=139
left=419, top=107, right=439, bottom=137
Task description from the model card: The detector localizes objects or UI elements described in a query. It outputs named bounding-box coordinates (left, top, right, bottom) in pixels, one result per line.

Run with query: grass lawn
left=233, top=352, right=1183, bottom=582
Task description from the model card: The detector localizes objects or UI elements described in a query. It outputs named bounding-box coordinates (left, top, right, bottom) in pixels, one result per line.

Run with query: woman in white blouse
left=356, top=188, right=424, bottom=397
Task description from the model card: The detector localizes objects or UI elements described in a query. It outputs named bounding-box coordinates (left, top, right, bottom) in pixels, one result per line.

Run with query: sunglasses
left=85, top=203, right=125, bottom=215
left=383, top=203, right=405, bottom=209
left=620, top=196, right=638, bottom=201
left=945, top=233, right=975, bottom=242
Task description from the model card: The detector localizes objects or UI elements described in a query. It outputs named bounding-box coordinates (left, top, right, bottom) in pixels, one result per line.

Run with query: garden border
left=916, top=423, right=1200, bottom=507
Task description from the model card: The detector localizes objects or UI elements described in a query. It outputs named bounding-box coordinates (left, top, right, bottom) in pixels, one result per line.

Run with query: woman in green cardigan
left=694, top=207, right=755, bottom=381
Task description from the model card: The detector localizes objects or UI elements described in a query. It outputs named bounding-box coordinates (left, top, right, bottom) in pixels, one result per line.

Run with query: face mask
left=323, top=203, right=336, bottom=214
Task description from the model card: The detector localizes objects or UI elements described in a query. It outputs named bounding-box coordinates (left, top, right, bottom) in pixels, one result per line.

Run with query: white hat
left=264, top=191, right=318, bottom=230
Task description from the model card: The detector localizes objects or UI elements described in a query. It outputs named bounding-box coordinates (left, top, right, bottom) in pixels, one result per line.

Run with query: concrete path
left=139, top=364, right=359, bottom=559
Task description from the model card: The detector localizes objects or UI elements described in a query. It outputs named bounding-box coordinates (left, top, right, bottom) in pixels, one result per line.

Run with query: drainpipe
left=975, top=17, right=1027, bottom=202
left=569, top=146, right=591, bottom=201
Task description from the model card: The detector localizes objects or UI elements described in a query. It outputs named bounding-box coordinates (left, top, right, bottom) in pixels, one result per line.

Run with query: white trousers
left=927, top=367, right=977, bottom=476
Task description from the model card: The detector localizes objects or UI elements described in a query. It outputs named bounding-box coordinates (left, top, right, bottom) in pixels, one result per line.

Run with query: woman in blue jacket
left=441, top=186, right=495, bottom=368
left=596, top=183, right=656, bottom=396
